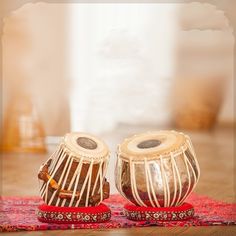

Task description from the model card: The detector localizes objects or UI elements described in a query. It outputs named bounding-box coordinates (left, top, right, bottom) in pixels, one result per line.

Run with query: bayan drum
left=37, top=132, right=111, bottom=223
left=115, top=130, right=200, bottom=221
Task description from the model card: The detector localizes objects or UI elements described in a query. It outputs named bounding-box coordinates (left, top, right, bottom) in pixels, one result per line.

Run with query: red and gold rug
left=0, top=193, right=235, bottom=232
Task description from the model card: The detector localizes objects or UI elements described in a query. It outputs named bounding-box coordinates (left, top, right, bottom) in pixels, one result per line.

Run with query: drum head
left=118, top=130, right=186, bottom=160
left=63, top=132, right=109, bottom=161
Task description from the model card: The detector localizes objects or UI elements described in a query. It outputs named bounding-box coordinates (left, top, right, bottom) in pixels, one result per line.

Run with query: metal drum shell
left=115, top=130, right=200, bottom=208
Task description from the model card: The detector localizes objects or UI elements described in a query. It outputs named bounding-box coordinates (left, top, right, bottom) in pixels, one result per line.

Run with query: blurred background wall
left=1, top=2, right=70, bottom=137
left=0, top=1, right=235, bottom=139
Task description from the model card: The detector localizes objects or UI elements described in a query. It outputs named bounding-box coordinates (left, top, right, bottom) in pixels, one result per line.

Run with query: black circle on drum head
left=137, top=139, right=161, bottom=149
left=76, top=137, right=98, bottom=150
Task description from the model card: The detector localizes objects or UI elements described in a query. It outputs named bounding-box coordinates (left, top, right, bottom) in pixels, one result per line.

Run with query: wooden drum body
left=38, top=133, right=110, bottom=207
left=115, top=130, right=200, bottom=208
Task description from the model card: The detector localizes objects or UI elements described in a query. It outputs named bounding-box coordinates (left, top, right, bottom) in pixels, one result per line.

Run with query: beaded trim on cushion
left=124, top=202, right=194, bottom=221
left=37, top=203, right=111, bottom=224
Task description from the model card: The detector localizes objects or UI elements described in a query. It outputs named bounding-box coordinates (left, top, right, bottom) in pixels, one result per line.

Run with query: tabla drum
left=115, top=130, right=200, bottom=209
left=38, top=132, right=110, bottom=208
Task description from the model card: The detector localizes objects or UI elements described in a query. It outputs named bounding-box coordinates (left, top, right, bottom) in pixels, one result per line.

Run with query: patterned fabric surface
left=0, top=193, right=236, bottom=232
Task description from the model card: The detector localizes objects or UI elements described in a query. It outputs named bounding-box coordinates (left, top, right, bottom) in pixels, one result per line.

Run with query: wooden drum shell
left=39, top=133, right=109, bottom=207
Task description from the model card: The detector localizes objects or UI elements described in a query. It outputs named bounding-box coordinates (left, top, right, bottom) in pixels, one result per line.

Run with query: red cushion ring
left=124, top=202, right=194, bottom=221
left=37, top=203, right=111, bottom=224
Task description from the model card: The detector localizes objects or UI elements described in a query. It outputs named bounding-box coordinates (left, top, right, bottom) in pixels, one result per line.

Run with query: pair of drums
left=38, top=130, right=200, bottom=223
